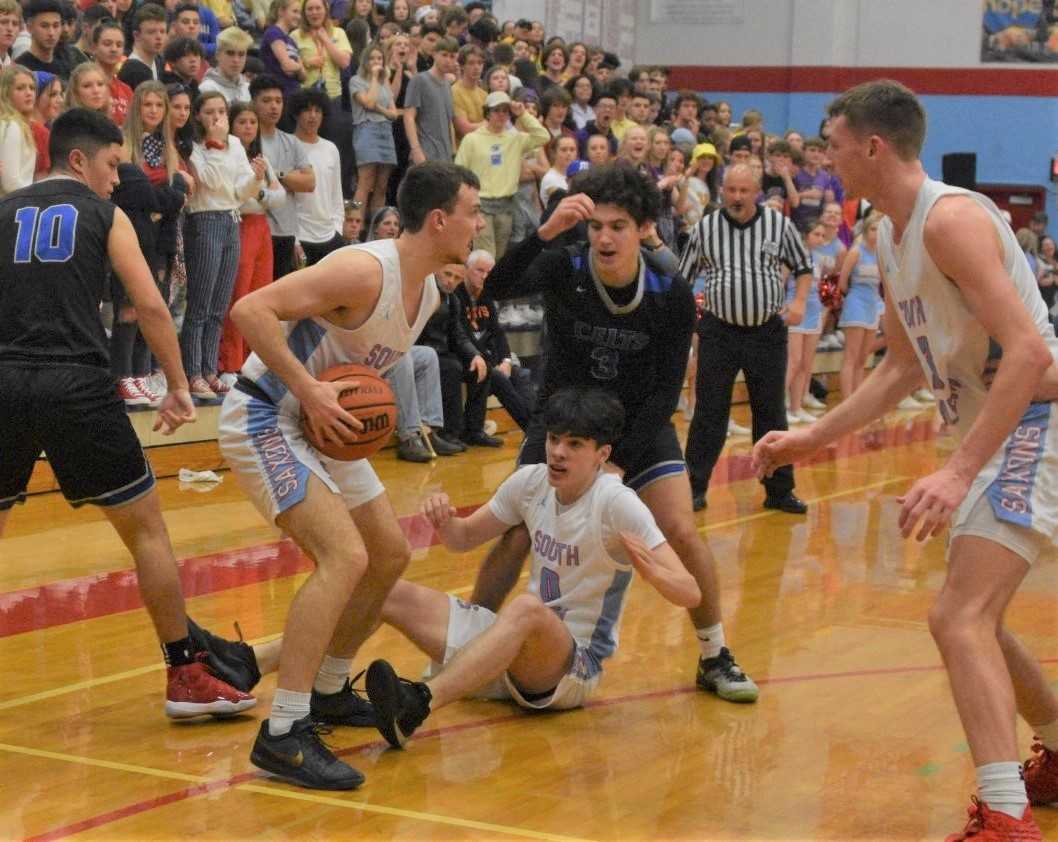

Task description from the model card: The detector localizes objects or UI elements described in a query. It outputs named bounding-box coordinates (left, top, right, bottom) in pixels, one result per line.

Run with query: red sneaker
left=1024, top=739, right=1058, bottom=805
left=165, top=660, right=257, bottom=719
left=944, top=797, right=1042, bottom=841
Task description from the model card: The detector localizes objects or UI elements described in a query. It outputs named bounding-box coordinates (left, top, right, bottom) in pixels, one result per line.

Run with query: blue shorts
left=352, top=120, right=397, bottom=166
left=839, top=282, right=882, bottom=329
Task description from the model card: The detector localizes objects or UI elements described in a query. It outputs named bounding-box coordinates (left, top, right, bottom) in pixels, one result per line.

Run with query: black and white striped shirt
left=678, top=206, right=813, bottom=327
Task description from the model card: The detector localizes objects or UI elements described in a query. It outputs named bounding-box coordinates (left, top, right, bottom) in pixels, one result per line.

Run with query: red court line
left=25, top=652, right=1039, bottom=842
left=0, top=415, right=938, bottom=639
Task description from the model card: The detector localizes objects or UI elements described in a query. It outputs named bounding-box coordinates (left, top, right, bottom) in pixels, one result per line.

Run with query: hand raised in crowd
left=509, top=100, right=525, bottom=119
left=539, top=193, right=595, bottom=242
left=207, top=112, right=229, bottom=143
left=250, top=155, right=268, bottom=182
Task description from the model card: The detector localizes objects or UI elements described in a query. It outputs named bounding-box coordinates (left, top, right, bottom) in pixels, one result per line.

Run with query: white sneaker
left=897, top=396, right=924, bottom=411
left=787, top=411, right=804, bottom=425
left=219, top=372, right=238, bottom=389
left=146, top=371, right=167, bottom=397
left=483, top=419, right=498, bottom=436
left=802, top=393, right=826, bottom=410
left=796, top=408, right=817, bottom=423
left=913, top=388, right=934, bottom=403
left=728, top=418, right=751, bottom=436
left=834, top=330, right=846, bottom=348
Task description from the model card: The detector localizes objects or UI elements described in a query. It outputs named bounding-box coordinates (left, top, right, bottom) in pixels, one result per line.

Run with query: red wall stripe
left=667, top=66, right=1058, bottom=97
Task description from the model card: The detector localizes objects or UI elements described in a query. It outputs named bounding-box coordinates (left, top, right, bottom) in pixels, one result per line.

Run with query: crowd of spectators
left=0, top=0, right=909, bottom=460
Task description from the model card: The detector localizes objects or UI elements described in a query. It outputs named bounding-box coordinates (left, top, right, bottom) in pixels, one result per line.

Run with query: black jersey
left=0, top=179, right=117, bottom=369
left=485, top=233, right=695, bottom=470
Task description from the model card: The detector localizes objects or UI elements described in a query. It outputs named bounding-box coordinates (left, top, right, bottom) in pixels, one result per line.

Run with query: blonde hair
left=266, top=0, right=297, bottom=26
left=0, top=65, right=35, bottom=148
left=217, top=26, right=253, bottom=51
left=123, top=80, right=179, bottom=180
left=65, top=62, right=110, bottom=114
left=298, top=0, right=331, bottom=34
left=0, top=0, right=22, bottom=20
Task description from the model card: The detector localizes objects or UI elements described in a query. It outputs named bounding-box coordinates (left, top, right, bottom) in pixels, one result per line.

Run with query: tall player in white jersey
left=216, top=162, right=483, bottom=790
left=360, top=388, right=701, bottom=749
left=754, top=80, right=1058, bottom=841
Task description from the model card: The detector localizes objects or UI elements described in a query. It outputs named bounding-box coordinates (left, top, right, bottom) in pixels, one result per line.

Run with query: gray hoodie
left=199, top=67, right=250, bottom=105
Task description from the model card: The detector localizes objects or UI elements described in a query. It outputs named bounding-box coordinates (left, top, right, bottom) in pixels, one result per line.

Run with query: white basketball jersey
left=877, top=177, right=1058, bottom=536
left=241, top=238, right=440, bottom=415
left=488, top=465, right=665, bottom=673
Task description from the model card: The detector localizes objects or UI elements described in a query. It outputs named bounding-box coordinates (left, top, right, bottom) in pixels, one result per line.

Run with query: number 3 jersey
left=488, top=464, right=666, bottom=674
left=0, top=179, right=116, bottom=369
left=877, top=177, right=1058, bottom=537
left=484, top=233, right=696, bottom=470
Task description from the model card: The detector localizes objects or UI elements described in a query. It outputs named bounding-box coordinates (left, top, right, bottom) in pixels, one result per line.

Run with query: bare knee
left=928, top=595, right=995, bottom=651
left=313, top=546, right=368, bottom=595
left=371, top=535, right=411, bottom=586
left=502, top=593, right=549, bottom=630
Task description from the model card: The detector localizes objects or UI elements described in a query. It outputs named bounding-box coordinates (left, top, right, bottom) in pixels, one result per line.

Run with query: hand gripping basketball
left=301, top=364, right=397, bottom=461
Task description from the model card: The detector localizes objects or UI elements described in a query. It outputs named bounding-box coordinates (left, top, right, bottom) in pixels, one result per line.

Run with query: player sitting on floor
left=361, top=387, right=702, bottom=748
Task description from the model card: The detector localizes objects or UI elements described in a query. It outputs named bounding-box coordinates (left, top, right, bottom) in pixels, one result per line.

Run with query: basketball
left=301, top=364, right=397, bottom=461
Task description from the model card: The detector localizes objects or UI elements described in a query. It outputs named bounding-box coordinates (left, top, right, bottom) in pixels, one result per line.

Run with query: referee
left=678, top=163, right=812, bottom=513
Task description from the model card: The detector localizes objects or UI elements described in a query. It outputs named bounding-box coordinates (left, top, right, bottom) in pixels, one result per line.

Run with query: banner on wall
left=981, top=0, right=1058, bottom=62
left=650, top=0, right=744, bottom=26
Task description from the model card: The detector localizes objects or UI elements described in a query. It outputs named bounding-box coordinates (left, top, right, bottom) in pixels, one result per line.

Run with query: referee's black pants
left=685, top=312, right=795, bottom=500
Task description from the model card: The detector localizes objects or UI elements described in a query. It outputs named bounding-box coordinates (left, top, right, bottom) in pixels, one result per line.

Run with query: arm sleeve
left=483, top=231, right=565, bottom=300
left=487, top=466, right=536, bottom=525
left=260, top=160, right=286, bottom=208
left=610, top=279, right=696, bottom=470
left=190, top=144, right=226, bottom=191
left=780, top=216, right=813, bottom=276
left=0, top=124, right=31, bottom=194
left=644, top=244, right=680, bottom=276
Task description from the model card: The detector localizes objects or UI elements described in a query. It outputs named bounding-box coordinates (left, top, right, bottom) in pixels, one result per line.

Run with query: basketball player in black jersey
left=474, top=162, right=759, bottom=702
left=0, top=109, right=255, bottom=718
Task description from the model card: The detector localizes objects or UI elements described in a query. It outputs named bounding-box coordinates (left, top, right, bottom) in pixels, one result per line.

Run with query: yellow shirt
left=454, top=113, right=550, bottom=199
left=611, top=117, right=637, bottom=142
left=451, top=82, right=486, bottom=136
left=292, top=26, right=351, bottom=99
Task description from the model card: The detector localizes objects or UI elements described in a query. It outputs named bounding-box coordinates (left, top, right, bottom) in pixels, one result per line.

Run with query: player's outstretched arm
left=754, top=291, right=922, bottom=479
left=108, top=209, right=195, bottom=434
left=421, top=493, right=510, bottom=552
left=618, top=533, right=700, bottom=608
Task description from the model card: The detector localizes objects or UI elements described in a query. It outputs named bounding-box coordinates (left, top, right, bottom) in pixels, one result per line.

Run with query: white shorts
left=950, top=487, right=1051, bottom=565
left=218, top=389, right=385, bottom=524
left=429, top=595, right=601, bottom=711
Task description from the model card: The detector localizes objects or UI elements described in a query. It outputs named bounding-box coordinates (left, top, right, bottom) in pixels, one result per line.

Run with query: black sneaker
left=763, top=492, right=808, bottom=514
left=462, top=431, right=503, bottom=448
left=397, top=433, right=432, bottom=462
left=428, top=431, right=464, bottom=456
left=696, top=648, right=759, bottom=703
left=365, top=659, right=432, bottom=749
left=250, top=716, right=364, bottom=790
left=186, top=616, right=261, bottom=693
left=311, top=673, right=376, bottom=726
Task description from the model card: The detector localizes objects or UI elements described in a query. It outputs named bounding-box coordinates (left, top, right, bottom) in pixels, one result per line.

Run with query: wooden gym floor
left=3, top=404, right=1058, bottom=841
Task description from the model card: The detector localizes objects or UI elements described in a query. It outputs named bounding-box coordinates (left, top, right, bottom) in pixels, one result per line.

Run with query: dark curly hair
left=544, top=388, right=625, bottom=448
left=287, top=86, right=331, bottom=120
left=568, top=160, right=661, bottom=225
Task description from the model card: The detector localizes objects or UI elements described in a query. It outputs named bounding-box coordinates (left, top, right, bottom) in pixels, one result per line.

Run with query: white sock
left=976, top=761, right=1029, bottom=821
left=268, top=689, right=311, bottom=736
left=1035, top=717, right=1058, bottom=753
left=313, top=655, right=352, bottom=696
left=696, top=623, right=725, bottom=660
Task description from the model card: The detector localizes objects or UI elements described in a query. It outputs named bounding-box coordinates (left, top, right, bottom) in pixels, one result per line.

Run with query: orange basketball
left=302, top=364, right=397, bottom=461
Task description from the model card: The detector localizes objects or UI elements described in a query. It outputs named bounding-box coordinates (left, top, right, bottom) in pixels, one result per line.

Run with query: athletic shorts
left=218, top=387, right=384, bottom=524
left=0, top=365, right=155, bottom=511
left=426, top=595, right=601, bottom=710
left=949, top=492, right=1049, bottom=565
left=518, top=417, right=685, bottom=493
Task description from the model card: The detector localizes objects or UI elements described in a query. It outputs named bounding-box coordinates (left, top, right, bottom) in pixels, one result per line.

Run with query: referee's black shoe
left=250, top=717, right=364, bottom=790
left=186, top=617, right=261, bottom=693
left=366, top=659, right=432, bottom=749
left=763, top=492, right=807, bottom=514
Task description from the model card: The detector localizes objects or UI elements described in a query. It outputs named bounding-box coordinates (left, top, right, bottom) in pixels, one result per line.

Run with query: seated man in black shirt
left=458, top=249, right=536, bottom=432
left=472, top=161, right=759, bottom=703
left=17, top=0, right=72, bottom=80
left=415, top=263, right=497, bottom=447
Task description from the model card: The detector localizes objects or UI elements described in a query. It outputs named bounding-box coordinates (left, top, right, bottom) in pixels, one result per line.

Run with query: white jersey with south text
left=877, top=177, right=1058, bottom=538
left=240, top=238, right=440, bottom=417
left=488, top=464, right=665, bottom=677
